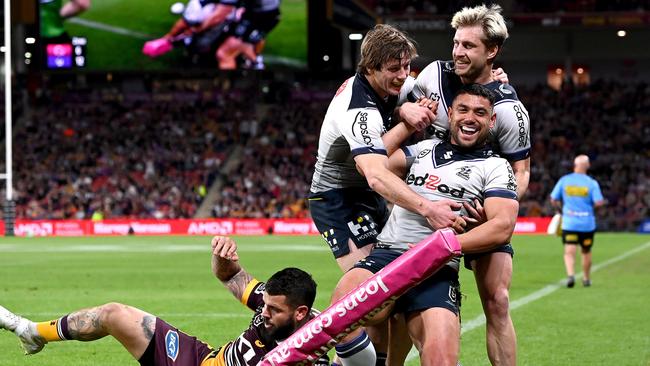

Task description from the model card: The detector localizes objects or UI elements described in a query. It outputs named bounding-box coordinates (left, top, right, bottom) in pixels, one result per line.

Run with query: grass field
left=1, top=233, right=649, bottom=365
left=59, top=0, right=306, bottom=70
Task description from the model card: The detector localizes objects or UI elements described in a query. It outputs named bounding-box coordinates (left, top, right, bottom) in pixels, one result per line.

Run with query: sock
left=376, top=352, right=387, bottom=366
left=335, top=331, right=376, bottom=366
left=35, top=315, right=72, bottom=342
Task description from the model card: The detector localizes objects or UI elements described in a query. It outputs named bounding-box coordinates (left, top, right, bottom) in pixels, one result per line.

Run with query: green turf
left=57, top=0, right=306, bottom=70
left=0, top=233, right=649, bottom=365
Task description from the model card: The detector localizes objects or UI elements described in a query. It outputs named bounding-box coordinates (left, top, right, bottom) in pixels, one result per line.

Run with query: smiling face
left=366, top=55, right=411, bottom=98
left=448, top=92, right=495, bottom=148
left=452, top=25, right=497, bottom=84
left=260, top=292, right=306, bottom=341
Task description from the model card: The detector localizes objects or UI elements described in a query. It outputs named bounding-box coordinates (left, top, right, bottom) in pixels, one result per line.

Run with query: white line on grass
left=406, top=240, right=650, bottom=362
left=68, top=18, right=154, bottom=39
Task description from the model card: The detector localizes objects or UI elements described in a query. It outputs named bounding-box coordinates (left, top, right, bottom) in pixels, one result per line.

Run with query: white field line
left=406, top=240, right=650, bottom=362
left=68, top=17, right=154, bottom=39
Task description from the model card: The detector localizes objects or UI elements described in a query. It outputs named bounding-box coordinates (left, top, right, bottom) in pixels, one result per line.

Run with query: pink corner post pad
left=261, top=228, right=461, bottom=366
left=142, top=38, right=173, bottom=58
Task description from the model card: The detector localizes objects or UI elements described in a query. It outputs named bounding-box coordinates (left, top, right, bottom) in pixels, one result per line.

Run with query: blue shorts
left=562, top=230, right=595, bottom=252
left=353, top=249, right=460, bottom=315
left=309, top=188, right=389, bottom=259
left=463, top=243, right=514, bottom=270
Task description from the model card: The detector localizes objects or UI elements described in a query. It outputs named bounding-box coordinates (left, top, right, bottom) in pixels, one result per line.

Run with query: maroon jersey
left=214, top=279, right=329, bottom=366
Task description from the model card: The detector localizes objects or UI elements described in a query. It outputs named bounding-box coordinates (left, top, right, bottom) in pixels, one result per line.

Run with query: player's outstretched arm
left=211, top=236, right=254, bottom=300
left=60, top=0, right=90, bottom=19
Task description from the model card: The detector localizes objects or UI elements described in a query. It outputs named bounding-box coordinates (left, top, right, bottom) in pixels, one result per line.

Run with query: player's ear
left=489, top=112, right=496, bottom=129
left=448, top=106, right=454, bottom=119
left=294, top=305, right=310, bottom=322
left=487, top=45, right=499, bottom=61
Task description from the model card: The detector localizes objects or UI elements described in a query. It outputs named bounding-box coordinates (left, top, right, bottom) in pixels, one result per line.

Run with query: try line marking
left=406, top=239, right=650, bottom=362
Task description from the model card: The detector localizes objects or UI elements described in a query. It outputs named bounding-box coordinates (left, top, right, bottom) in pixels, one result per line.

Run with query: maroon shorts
left=138, top=318, right=217, bottom=366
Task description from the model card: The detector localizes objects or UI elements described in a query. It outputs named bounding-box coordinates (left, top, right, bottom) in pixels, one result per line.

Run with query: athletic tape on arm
left=260, top=228, right=461, bottom=366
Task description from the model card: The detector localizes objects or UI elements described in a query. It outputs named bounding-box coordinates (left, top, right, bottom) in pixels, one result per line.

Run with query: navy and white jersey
left=310, top=73, right=400, bottom=193
left=376, top=139, right=518, bottom=263
left=407, top=60, right=531, bottom=162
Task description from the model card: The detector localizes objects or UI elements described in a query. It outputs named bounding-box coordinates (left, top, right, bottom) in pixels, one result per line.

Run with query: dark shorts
left=309, top=188, right=389, bottom=259
left=138, top=318, right=217, bottom=366
left=231, top=9, right=280, bottom=44
left=562, top=230, right=595, bottom=252
left=463, top=243, right=514, bottom=270
left=353, top=249, right=460, bottom=315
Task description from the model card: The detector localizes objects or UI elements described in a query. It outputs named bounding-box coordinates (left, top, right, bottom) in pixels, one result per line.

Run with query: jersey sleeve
left=340, top=107, right=388, bottom=157
left=484, top=158, right=518, bottom=200
left=398, top=76, right=416, bottom=105
left=240, top=279, right=266, bottom=311
left=591, top=179, right=604, bottom=203
left=493, top=99, right=531, bottom=162
left=407, top=62, right=440, bottom=102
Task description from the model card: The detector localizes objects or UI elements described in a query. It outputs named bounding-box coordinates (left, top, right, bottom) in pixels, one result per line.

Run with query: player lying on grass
left=0, top=236, right=329, bottom=366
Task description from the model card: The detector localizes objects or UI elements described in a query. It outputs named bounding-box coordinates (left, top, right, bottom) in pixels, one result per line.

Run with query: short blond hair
left=357, top=24, right=417, bottom=74
left=451, top=4, right=509, bottom=49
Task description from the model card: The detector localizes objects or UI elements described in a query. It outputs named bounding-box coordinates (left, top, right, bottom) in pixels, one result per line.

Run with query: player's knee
left=484, top=288, right=510, bottom=319
left=419, top=341, right=457, bottom=366
left=99, top=302, right=128, bottom=321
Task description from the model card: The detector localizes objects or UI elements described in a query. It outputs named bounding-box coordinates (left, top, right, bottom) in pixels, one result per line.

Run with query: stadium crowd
left=4, top=77, right=648, bottom=231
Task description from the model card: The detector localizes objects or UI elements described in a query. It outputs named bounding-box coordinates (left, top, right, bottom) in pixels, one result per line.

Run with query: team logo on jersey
left=165, top=330, right=180, bottom=362
left=506, top=164, right=517, bottom=192
left=352, top=112, right=374, bottom=147
left=498, top=83, right=513, bottom=95
left=443, top=151, right=453, bottom=160
left=428, top=92, right=441, bottom=102
left=417, top=149, right=431, bottom=158
left=406, top=173, right=467, bottom=198
left=255, top=340, right=265, bottom=348
left=456, top=166, right=472, bottom=180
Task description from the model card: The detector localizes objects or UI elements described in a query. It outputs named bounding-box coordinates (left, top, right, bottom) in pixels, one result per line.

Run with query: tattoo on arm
left=223, top=269, right=254, bottom=300
left=141, top=315, right=156, bottom=341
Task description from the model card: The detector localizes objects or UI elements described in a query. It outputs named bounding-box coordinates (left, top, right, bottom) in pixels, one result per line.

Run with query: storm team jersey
left=407, top=60, right=531, bottom=162
left=310, top=73, right=400, bottom=193
left=376, top=139, right=518, bottom=262
left=214, top=279, right=328, bottom=366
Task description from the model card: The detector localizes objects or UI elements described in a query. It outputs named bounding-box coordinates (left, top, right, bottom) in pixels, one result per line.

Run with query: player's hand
left=463, top=199, right=486, bottom=231
left=423, top=199, right=464, bottom=231
left=492, top=68, right=509, bottom=84
left=399, top=99, right=436, bottom=131
left=211, top=236, right=239, bottom=261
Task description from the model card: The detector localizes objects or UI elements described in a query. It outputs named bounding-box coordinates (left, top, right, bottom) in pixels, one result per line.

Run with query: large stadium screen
left=38, top=0, right=307, bottom=71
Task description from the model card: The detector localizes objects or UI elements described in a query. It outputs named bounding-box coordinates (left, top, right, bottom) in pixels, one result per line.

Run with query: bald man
left=550, top=155, right=605, bottom=287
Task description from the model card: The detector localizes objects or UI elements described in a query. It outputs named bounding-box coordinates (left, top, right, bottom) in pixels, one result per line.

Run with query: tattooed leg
left=66, top=302, right=155, bottom=359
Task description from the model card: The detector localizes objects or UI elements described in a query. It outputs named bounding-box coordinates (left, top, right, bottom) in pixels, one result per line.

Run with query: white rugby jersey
left=407, top=60, right=531, bottom=162
left=310, top=73, right=404, bottom=193
left=376, top=139, right=517, bottom=256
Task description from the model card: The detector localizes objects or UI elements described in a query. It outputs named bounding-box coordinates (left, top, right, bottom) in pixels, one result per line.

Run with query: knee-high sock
left=335, top=331, right=376, bottom=366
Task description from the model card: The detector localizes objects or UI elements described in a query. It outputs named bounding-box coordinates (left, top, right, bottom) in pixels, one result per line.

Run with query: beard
left=450, top=126, right=490, bottom=149
left=260, top=318, right=298, bottom=344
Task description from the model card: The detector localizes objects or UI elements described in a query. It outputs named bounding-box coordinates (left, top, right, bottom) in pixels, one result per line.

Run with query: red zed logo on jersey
left=425, top=175, right=441, bottom=190
left=335, top=79, right=349, bottom=97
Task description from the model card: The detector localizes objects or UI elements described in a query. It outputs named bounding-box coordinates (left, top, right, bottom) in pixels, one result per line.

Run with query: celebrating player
left=0, top=236, right=329, bottom=366
left=330, top=84, right=519, bottom=366
left=396, top=5, right=530, bottom=365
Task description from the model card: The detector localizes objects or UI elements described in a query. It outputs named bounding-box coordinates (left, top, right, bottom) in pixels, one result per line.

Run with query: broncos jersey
left=214, top=279, right=329, bottom=366
left=407, top=60, right=531, bottom=162
left=310, top=73, right=406, bottom=193
left=375, top=139, right=518, bottom=261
